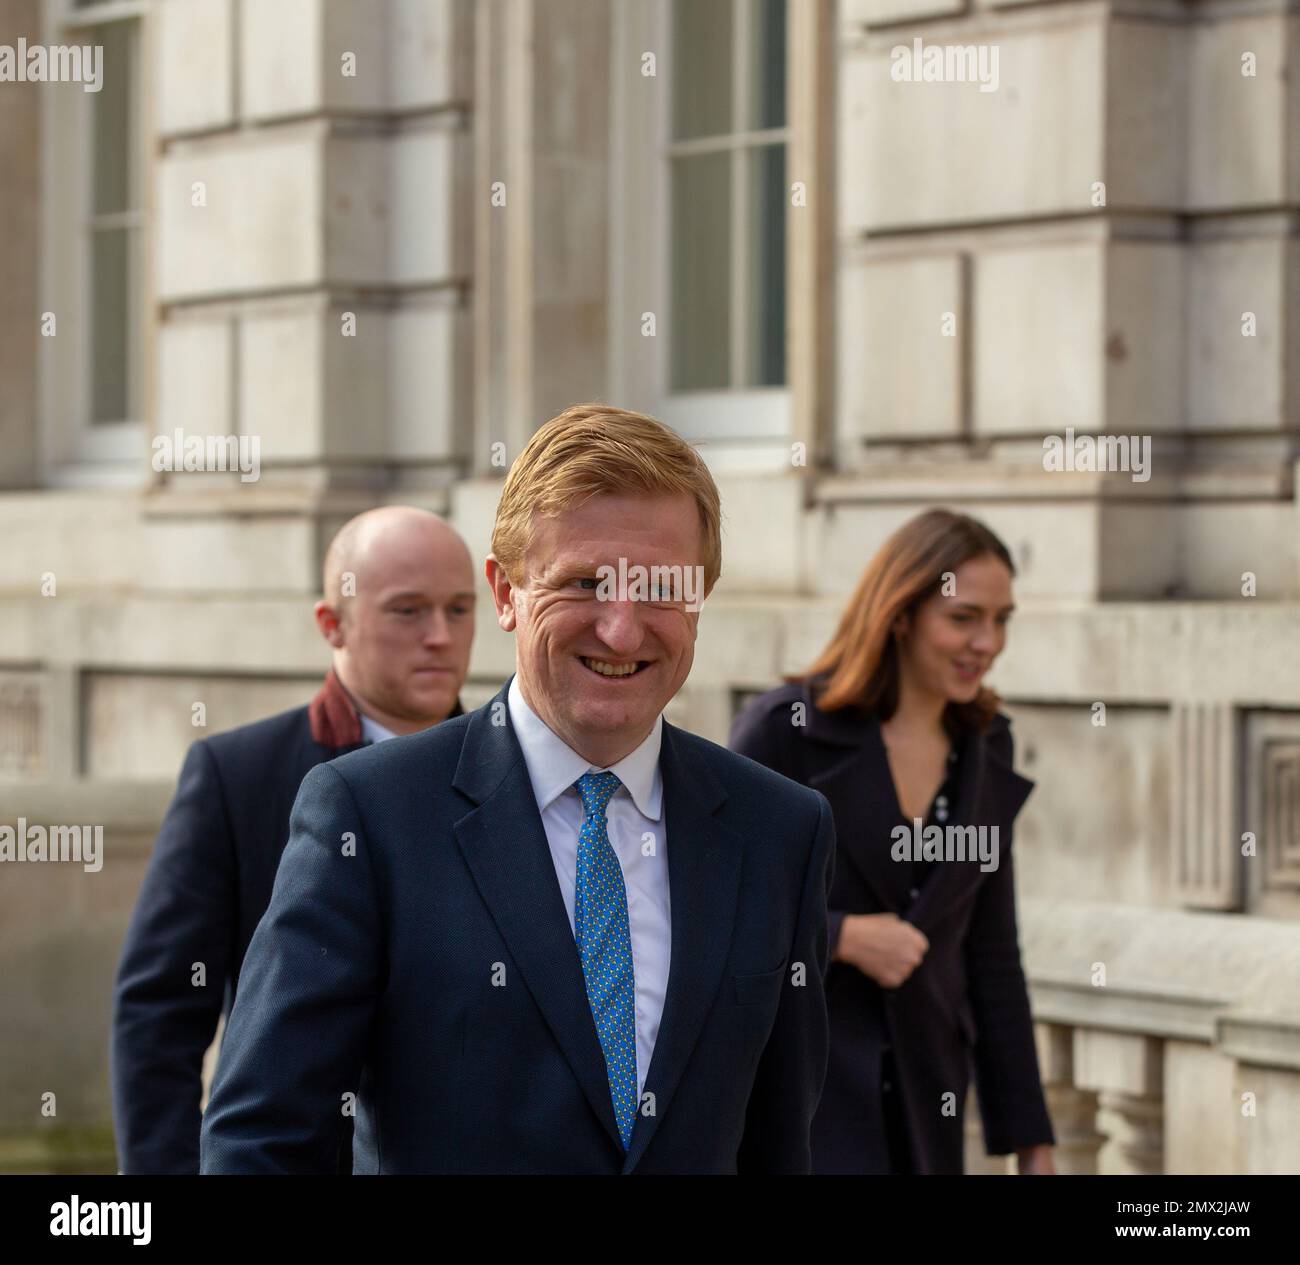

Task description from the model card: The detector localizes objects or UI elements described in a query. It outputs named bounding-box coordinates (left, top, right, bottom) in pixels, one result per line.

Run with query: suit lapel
left=451, top=684, right=625, bottom=1154
left=622, top=722, right=742, bottom=1172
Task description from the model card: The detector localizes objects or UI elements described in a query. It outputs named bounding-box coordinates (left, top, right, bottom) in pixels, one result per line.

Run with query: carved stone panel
left=1244, top=711, right=1300, bottom=918
left=0, top=671, right=42, bottom=781
left=1171, top=701, right=1241, bottom=910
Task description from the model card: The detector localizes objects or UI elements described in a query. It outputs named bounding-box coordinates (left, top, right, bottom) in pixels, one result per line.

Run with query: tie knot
left=575, top=770, right=622, bottom=817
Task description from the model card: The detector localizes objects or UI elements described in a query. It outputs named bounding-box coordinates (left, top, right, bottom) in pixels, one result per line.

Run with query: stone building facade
left=1, top=0, right=1298, bottom=1172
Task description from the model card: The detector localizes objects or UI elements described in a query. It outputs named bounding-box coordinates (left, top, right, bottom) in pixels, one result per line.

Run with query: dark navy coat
left=730, top=681, right=1054, bottom=1174
left=112, top=678, right=464, bottom=1175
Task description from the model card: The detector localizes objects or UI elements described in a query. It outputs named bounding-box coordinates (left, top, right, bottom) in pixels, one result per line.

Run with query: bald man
left=111, top=508, right=476, bottom=1173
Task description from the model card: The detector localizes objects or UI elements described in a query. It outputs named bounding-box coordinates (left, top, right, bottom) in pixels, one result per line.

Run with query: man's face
left=328, top=525, right=476, bottom=730
left=488, top=492, right=706, bottom=765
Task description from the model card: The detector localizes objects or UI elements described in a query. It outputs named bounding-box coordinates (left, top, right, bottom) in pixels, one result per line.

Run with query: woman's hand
left=835, top=912, right=929, bottom=988
left=1016, top=1144, right=1056, bottom=1174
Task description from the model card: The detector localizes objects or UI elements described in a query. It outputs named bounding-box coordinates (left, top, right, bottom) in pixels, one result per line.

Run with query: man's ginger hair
left=491, top=404, right=722, bottom=593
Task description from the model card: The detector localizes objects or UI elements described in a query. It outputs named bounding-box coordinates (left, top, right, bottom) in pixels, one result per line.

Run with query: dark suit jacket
left=729, top=681, right=1054, bottom=1174
left=199, top=678, right=835, bottom=1174
left=111, top=677, right=461, bottom=1174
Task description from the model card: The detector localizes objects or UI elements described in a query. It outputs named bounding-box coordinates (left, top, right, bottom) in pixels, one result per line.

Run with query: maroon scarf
left=308, top=668, right=466, bottom=748
left=308, top=668, right=364, bottom=749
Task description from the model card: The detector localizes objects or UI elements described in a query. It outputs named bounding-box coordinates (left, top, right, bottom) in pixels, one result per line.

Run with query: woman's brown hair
left=792, top=508, right=1016, bottom=732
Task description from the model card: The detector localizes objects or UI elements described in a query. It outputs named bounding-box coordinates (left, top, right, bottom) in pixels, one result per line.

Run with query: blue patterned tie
left=573, top=771, right=638, bottom=1149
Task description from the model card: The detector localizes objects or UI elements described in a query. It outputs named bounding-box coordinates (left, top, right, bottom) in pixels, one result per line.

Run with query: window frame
left=40, top=0, right=153, bottom=486
left=609, top=0, right=793, bottom=451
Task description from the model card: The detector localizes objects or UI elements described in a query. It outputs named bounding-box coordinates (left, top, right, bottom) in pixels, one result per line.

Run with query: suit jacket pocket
left=732, top=964, right=786, bottom=1006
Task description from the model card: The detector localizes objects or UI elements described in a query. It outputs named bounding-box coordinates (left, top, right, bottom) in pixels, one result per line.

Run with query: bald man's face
left=318, top=519, right=476, bottom=734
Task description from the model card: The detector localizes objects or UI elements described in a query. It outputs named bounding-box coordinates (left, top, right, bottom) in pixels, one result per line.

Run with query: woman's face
left=894, top=552, right=1015, bottom=705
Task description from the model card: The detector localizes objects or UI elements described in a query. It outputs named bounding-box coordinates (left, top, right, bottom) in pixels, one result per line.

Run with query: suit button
left=909, top=887, right=919, bottom=900
left=882, top=1080, right=892, bottom=1092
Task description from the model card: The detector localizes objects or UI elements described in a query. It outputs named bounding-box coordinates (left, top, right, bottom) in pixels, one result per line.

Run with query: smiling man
left=200, top=404, right=835, bottom=1174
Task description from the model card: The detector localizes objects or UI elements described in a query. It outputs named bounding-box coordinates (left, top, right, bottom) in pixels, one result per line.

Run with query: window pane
left=744, top=0, right=786, bottom=131
left=671, top=152, right=732, bottom=391
left=92, top=22, right=133, bottom=216
left=672, top=0, right=733, bottom=141
left=91, top=228, right=131, bottom=423
left=744, top=143, right=786, bottom=387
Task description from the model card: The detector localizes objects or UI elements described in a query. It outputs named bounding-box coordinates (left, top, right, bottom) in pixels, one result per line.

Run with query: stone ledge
left=1218, top=1016, right=1300, bottom=1072
left=0, top=783, right=173, bottom=830
left=814, top=461, right=1296, bottom=503
left=1023, top=898, right=1300, bottom=1069
left=8, top=596, right=1300, bottom=701
left=1030, top=976, right=1227, bottom=1042
left=137, top=486, right=455, bottom=522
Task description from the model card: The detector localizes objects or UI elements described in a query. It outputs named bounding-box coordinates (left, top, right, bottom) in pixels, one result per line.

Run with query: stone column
left=1046, top=1084, right=1108, bottom=1176
left=1074, top=1028, right=1165, bottom=1174
left=1036, top=1023, right=1106, bottom=1175
left=788, top=0, right=837, bottom=471
left=153, top=0, right=474, bottom=521
left=471, top=0, right=612, bottom=478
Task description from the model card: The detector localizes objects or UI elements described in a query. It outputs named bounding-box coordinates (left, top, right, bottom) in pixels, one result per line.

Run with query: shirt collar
left=507, top=674, right=663, bottom=820
left=360, top=713, right=399, bottom=745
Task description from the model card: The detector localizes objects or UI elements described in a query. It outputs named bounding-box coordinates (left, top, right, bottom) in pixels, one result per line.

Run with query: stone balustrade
left=960, top=900, right=1300, bottom=1174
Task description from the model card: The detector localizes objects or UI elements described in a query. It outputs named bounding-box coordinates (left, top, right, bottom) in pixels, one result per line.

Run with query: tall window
left=86, top=16, right=139, bottom=426
left=611, top=0, right=795, bottom=451
left=669, top=0, right=788, bottom=393
left=44, top=0, right=147, bottom=480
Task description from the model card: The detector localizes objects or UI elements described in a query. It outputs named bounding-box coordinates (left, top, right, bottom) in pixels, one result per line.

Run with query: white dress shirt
left=507, top=674, right=671, bottom=1103
left=360, top=714, right=399, bottom=745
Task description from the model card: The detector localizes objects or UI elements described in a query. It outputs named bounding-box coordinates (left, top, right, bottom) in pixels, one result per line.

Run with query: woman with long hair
left=730, top=508, right=1056, bottom=1174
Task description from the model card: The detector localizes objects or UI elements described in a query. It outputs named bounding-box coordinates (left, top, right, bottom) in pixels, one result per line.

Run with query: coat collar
left=797, top=681, right=1033, bottom=929
left=450, top=677, right=742, bottom=1171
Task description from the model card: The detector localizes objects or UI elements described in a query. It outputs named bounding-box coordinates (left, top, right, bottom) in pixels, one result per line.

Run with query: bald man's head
left=323, top=507, right=471, bottom=610
left=315, top=507, right=476, bottom=734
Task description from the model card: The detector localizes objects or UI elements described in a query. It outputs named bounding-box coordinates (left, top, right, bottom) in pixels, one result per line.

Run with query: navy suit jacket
left=112, top=682, right=462, bottom=1174
left=200, top=679, right=834, bottom=1174
left=111, top=703, right=364, bottom=1175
